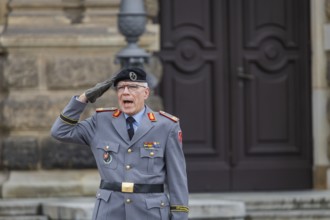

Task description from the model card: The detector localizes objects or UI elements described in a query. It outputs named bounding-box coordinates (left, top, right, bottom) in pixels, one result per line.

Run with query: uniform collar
left=123, top=106, right=146, bottom=127
left=112, top=106, right=154, bottom=145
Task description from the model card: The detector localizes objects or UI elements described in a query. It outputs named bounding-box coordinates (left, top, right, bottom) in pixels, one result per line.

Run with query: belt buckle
left=122, top=182, right=134, bottom=193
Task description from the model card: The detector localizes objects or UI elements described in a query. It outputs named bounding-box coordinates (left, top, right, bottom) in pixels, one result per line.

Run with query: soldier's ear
left=143, top=87, right=150, bottom=99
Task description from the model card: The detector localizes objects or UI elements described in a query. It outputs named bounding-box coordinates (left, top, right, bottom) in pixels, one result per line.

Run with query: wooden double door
left=158, top=0, right=312, bottom=191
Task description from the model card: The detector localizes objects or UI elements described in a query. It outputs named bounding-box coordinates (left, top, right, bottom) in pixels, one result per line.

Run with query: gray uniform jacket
left=51, top=97, right=189, bottom=220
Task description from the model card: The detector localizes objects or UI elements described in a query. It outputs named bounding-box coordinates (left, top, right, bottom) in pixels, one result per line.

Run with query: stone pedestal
left=0, top=0, right=161, bottom=198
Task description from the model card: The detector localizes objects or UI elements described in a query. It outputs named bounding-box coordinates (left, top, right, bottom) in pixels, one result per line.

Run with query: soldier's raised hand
left=84, top=77, right=115, bottom=103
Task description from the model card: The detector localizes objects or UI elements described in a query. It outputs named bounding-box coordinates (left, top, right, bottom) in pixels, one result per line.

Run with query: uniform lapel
left=130, top=107, right=155, bottom=145
left=111, top=113, right=130, bottom=144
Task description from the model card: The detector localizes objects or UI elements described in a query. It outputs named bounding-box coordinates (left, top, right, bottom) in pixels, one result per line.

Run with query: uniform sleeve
left=50, top=96, right=96, bottom=146
left=165, top=122, right=189, bottom=220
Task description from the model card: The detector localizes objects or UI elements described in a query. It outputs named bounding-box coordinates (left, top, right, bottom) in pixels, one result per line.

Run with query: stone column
left=0, top=0, right=160, bottom=198
left=0, top=0, right=9, bottom=194
left=314, top=0, right=330, bottom=189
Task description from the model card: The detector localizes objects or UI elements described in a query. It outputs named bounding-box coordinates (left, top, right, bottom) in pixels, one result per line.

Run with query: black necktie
left=126, top=116, right=135, bottom=140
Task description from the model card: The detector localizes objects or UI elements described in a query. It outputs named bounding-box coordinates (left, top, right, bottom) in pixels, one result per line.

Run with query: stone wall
left=0, top=0, right=161, bottom=197
left=315, top=0, right=330, bottom=189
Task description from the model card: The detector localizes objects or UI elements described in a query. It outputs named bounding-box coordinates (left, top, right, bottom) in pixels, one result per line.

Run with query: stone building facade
left=1, top=0, right=330, bottom=198
left=0, top=0, right=161, bottom=197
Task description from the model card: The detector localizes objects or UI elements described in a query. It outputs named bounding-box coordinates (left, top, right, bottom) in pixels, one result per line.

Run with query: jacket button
left=160, top=202, right=165, bottom=207
left=149, top=152, right=154, bottom=156
left=126, top=165, right=131, bottom=170
left=127, top=149, right=132, bottom=153
left=126, top=199, right=131, bottom=203
left=97, top=193, right=100, bottom=197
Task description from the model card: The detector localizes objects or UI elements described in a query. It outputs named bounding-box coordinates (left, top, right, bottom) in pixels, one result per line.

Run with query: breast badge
left=103, top=151, right=113, bottom=164
left=144, top=142, right=160, bottom=149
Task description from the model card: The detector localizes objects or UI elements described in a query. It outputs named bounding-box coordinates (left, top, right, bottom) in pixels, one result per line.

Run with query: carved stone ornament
left=144, top=0, right=159, bottom=18
left=63, top=0, right=86, bottom=24
left=0, top=0, right=8, bottom=27
left=326, top=0, right=330, bottom=21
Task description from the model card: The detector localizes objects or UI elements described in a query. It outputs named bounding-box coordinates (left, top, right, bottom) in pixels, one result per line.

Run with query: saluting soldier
left=51, top=67, right=189, bottom=220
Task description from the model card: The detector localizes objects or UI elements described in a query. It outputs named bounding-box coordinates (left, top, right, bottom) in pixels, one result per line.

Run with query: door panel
left=230, top=0, right=312, bottom=190
left=159, top=0, right=231, bottom=191
left=159, top=0, right=312, bottom=191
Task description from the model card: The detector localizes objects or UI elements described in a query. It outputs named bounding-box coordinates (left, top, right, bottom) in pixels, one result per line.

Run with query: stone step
left=204, top=191, right=330, bottom=220
left=248, top=209, right=330, bottom=220
left=244, top=192, right=330, bottom=211
left=0, top=199, right=41, bottom=216
left=2, top=171, right=100, bottom=198
left=0, top=196, right=246, bottom=220
left=0, top=217, right=48, bottom=220
left=2, top=191, right=330, bottom=220
left=42, top=197, right=246, bottom=220
left=42, top=198, right=94, bottom=220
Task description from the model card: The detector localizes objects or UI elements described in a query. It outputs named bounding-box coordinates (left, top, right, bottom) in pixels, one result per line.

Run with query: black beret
left=113, top=67, right=147, bottom=86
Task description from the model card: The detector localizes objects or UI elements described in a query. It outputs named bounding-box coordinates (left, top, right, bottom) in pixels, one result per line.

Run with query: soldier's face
left=117, top=81, right=150, bottom=116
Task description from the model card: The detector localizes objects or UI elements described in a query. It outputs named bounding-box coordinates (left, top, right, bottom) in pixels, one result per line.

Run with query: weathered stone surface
left=46, top=56, right=114, bottom=90
left=0, top=195, right=246, bottom=219
left=1, top=94, right=82, bottom=130
left=145, top=0, right=159, bottom=18
left=0, top=217, right=48, bottom=220
left=0, top=0, right=161, bottom=203
left=0, top=99, right=9, bottom=133
left=326, top=0, right=330, bottom=22
left=0, top=171, right=9, bottom=197
left=0, top=56, right=6, bottom=91
left=2, top=170, right=100, bottom=198
left=0, top=140, right=2, bottom=170
left=43, top=198, right=94, bottom=220
left=0, top=0, right=8, bottom=27
left=3, top=56, right=38, bottom=88
left=0, top=90, right=155, bottom=130
left=63, top=0, right=86, bottom=24
left=189, top=199, right=245, bottom=220
left=2, top=137, right=38, bottom=170
left=314, top=165, right=328, bottom=189
left=146, top=93, right=163, bottom=111
left=0, top=198, right=41, bottom=216
left=6, top=0, right=119, bottom=30
left=41, top=137, right=96, bottom=169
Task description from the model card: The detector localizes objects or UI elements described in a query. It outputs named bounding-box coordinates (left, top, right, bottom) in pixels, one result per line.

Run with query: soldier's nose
left=123, top=86, right=130, bottom=94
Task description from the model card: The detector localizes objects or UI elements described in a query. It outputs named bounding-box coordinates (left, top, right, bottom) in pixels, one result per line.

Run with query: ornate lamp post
left=116, top=0, right=150, bottom=68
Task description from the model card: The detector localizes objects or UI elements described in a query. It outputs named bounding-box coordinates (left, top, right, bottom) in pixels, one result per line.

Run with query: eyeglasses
left=116, top=84, right=147, bottom=93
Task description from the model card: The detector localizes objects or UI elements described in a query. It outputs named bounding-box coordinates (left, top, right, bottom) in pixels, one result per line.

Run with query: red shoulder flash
left=112, top=109, right=122, bottom=118
left=148, top=112, right=157, bottom=122
left=96, top=107, right=117, bottom=113
left=159, top=110, right=179, bottom=123
left=178, top=130, right=183, bottom=143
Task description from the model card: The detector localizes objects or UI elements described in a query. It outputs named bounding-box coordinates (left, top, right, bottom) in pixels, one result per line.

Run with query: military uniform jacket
left=51, top=97, right=189, bottom=220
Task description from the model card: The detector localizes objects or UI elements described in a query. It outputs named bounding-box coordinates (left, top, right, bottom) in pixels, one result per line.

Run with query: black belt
left=100, top=180, right=164, bottom=193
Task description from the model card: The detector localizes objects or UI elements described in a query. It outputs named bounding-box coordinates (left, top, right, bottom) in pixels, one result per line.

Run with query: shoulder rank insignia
left=112, top=109, right=122, bottom=118
left=159, top=110, right=179, bottom=123
left=147, top=112, right=157, bottom=122
left=96, top=107, right=117, bottom=113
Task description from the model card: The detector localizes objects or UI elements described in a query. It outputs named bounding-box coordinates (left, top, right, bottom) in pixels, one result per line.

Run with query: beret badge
left=113, top=67, right=147, bottom=86
left=129, top=72, right=137, bottom=81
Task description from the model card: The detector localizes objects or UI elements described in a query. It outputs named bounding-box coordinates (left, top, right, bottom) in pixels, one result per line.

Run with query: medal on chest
left=144, top=142, right=160, bottom=149
left=103, top=151, right=112, bottom=164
